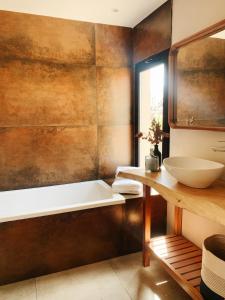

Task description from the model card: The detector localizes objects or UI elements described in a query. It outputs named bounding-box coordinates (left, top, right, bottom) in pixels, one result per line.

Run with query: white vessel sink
left=163, top=157, right=224, bottom=188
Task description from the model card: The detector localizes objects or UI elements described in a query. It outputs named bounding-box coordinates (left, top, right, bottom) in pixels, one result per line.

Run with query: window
left=134, top=50, right=170, bottom=167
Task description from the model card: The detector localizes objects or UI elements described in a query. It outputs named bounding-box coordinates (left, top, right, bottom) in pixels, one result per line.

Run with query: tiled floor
left=0, top=252, right=191, bottom=300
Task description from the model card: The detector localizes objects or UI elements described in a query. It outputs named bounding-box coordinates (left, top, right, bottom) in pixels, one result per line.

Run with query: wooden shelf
left=118, top=168, right=225, bottom=227
left=150, top=235, right=203, bottom=300
left=118, top=168, right=225, bottom=299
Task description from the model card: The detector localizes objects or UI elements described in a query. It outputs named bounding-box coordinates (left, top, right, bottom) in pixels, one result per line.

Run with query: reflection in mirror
left=172, top=24, right=225, bottom=129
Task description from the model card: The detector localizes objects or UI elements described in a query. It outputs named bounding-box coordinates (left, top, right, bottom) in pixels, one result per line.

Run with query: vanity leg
left=174, top=206, right=183, bottom=235
left=143, top=185, right=151, bottom=267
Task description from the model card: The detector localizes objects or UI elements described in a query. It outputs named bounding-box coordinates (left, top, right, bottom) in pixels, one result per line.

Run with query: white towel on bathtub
left=115, top=166, right=140, bottom=178
left=112, top=178, right=142, bottom=195
left=112, top=166, right=143, bottom=195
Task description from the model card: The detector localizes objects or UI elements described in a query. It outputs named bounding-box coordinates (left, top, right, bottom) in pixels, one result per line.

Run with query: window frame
left=134, top=49, right=170, bottom=166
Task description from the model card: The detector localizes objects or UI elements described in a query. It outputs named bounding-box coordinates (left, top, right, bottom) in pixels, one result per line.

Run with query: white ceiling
left=0, top=0, right=167, bottom=27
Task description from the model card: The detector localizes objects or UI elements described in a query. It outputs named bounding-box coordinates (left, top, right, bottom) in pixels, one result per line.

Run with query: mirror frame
left=169, top=19, right=225, bottom=131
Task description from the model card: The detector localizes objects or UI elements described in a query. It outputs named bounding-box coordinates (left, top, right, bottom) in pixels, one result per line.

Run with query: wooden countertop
left=118, top=168, right=225, bottom=227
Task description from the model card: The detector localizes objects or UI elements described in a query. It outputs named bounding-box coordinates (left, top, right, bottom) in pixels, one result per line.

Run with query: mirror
left=169, top=20, right=225, bottom=131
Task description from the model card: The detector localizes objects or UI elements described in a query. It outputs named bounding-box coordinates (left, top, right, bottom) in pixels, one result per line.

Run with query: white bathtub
left=0, top=180, right=125, bottom=223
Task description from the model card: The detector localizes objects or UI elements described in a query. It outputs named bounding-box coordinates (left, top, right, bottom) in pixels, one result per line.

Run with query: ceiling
left=0, top=0, right=167, bottom=27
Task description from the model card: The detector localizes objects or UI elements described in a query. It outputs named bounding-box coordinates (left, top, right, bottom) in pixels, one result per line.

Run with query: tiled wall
left=0, top=11, right=132, bottom=190
left=133, top=0, right=172, bottom=63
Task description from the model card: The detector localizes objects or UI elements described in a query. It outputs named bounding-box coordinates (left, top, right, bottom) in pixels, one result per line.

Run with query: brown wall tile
left=133, top=1, right=172, bottom=63
left=97, top=67, right=132, bottom=126
left=0, top=61, right=96, bottom=126
left=95, top=24, right=132, bottom=67
left=98, top=125, right=132, bottom=178
left=0, top=126, right=98, bottom=190
left=0, top=10, right=133, bottom=189
left=0, top=10, right=95, bottom=64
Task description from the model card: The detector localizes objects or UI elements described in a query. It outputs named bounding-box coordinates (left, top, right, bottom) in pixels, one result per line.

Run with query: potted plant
left=136, top=118, right=169, bottom=169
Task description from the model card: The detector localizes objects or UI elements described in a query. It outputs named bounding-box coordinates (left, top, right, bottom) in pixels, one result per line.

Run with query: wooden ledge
left=118, top=168, right=225, bottom=227
left=150, top=235, right=203, bottom=300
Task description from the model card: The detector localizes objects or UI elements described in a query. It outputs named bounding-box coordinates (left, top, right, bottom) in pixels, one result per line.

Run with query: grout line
left=109, top=259, right=133, bottom=300
left=94, top=57, right=100, bottom=180
left=0, top=124, right=131, bottom=129
left=35, top=278, right=38, bottom=300
left=0, top=124, right=96, bottom=129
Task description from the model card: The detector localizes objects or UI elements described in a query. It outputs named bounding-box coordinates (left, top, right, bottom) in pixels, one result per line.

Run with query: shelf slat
left=177, top=262, right=202, bottom=275
left=172, top=255, right=202, bottom=269
left=183, top=269, right=201, bottom=280
left=166, top=250, right=202, bottom=264
left=156, top=241, right=194, bottom=253
left=150, top=235, right=204, bottom=300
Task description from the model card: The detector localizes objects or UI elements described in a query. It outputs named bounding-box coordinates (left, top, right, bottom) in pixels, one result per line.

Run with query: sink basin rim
left=163, top=156, right=224, bottom=188
left=163, top=156, right=224, bottom=171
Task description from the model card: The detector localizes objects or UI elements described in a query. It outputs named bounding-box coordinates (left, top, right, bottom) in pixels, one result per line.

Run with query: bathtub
left=0, top=180, right=166, bottom=285
left=0, top=180, right=125, bottom=223
left=0, top=180, right=132, bottom=285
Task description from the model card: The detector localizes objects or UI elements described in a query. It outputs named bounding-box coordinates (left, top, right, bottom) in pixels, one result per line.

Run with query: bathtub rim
left=0, top=180, right=125, bottom=224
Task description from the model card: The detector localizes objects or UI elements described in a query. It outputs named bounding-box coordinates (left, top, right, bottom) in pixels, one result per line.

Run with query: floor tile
left=36, top=260, right=130, bottom=300
left=110, top=253, right=191, bottom=300
left=36, top=265, right=101, bottom=300
left=0, top=252, right=192, bottom=300
left=0, top=279, right=36, bottom=300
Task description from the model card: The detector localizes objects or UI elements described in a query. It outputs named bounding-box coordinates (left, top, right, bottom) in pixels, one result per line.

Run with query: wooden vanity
left=118, top=168, right=225, bottom=300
